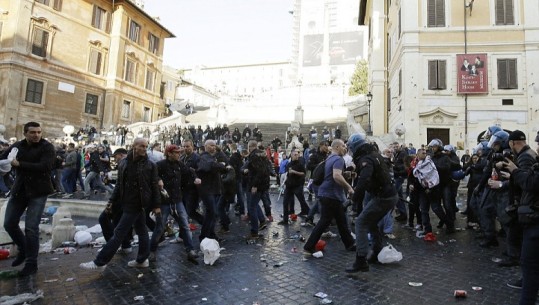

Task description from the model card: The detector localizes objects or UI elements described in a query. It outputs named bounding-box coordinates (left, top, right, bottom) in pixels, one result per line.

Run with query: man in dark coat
left=2, top=122, right=56, bottom=276
left=80, top=138, right=161, bottom=271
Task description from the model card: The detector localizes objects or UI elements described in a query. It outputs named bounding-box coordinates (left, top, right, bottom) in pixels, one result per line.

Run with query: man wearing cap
left=503, top=133, right=539, bottom=302
left=498, top=130, right=537, bottom=268
left=97, top=148, right=132, bottom=254
left=149, top=144, right=199, bottom=263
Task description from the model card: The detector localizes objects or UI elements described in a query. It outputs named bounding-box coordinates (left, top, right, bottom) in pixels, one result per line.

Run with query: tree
left=348, top=60, right=368, bottom=96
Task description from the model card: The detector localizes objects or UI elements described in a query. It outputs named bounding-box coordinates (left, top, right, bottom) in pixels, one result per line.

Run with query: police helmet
left=347, top=133, right=367, bottom=155
left=428, top=138, right=443, bottom=148
left=487, top=130, right=509, bottom=149
left=485, top=125, right=502, bottom=140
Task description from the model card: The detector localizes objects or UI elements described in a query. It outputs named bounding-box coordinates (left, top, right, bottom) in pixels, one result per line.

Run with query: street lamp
left=366, top=91, right=373, bottom=136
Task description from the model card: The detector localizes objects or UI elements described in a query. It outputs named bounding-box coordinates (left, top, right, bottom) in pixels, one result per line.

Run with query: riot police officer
left=346, top=133, right=397, bottom=273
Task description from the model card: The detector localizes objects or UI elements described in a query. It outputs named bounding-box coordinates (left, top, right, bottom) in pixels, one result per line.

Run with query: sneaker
left=507, top=279, right=522, bottom=289
left=259, top=221, right=268, bottom=231
left=80, top=261, right=106, bottom=271
left=187, top=250, right=199, bottom=264
left=169, top=237, right=183, bottom=244
left=117, top=247, right=133, bottom=254
left=385, top=233, right=396, bottom=240
left=414, top=224, right=423, bottom=231
left=127, top=259, right=149, bottom=268
left=321, top=231, right=337, bottom=238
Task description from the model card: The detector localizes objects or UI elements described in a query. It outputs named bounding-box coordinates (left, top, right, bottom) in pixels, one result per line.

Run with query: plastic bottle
left=491, top=168, right=498, bottom=180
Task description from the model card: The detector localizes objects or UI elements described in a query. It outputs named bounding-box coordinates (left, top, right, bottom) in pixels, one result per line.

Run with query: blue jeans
left=235, top=180, right=245, bottom=214
left=355, top=195, right=397, bottom=257
left=98, top=209, right=131, bottom=249
left=247, top=191, right=266, bottom=234
left=0, top=175, right=9, bottom=193
left=217, top=195, right=231, bottom=230
left=84, top=171, right=112, bottom=195
left=61, top=168, right=77, bottom=194
left=520, top=223, right=539, bottom=305
left=261, top=191, right=272, bottom=217
left=378, top=211, right=394, bottom=234
left=199, top=193, right=218, bottom=240
left=151, top=201, right=194, bottom=252
left=394, top=177, right=407, bottom=216
left=3, top=194, right=48, bottom=266
left=95, top=210, right=149, bottom=266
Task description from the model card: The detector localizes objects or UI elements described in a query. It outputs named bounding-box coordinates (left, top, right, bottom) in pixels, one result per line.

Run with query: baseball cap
left=165, top=144, right=181, bottom=154
left=508, top=130, right=526, bottom=141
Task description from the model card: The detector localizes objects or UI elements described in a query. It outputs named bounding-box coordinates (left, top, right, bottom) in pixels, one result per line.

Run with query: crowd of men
left=1, top=121, right=538, bottom=305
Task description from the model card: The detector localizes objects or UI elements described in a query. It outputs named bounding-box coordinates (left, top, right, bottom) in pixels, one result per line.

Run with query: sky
left=143, top=0, right=293, bottom=69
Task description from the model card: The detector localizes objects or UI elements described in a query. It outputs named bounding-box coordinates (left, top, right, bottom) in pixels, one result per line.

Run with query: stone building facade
left=0, top=0, right=173, bottom=139
left=360, top=0, right=539, bottom=148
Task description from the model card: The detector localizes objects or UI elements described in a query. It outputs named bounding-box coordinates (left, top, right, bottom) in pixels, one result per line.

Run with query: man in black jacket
left=393, top=143, right=409, bottom=221
left=2, top=122, right=56, bottom=276
left=243, top=140, right=270, bottom=239
left=180, top=140, right=203, bottom=225
left=80, top=138, right=161, bottom=271
left=150, top=144, right=198, bottom=263
left=279, top=148, right=309, bottom=225
left=428, top=139, right=456, bottom=233
left=196, top=139, right=227, bottom=241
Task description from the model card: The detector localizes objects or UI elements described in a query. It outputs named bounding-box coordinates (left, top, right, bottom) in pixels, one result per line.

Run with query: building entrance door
left=427, top=128, right=450, bottom=146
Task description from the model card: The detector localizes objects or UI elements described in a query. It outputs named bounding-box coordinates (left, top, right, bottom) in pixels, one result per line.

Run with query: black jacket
left=196, top=151, right=226, bottom=195
left=512, top=146, right=538, bottom=206
left=306, top=149, right=328, bottom=171
left=109, top=154, right=161, bottom=213
left=430, top=151, right=451, bottom=186
left=0, top=138, right=55, bottom=198
left=156, top=158, right=190, bottom=203
left=244, top=149, right=270, bottom=192
left=512, top=163, right=539, bottom=210
left=285, top=159, right=306, bottom=187
left=393, top=149, right=408, bottom=178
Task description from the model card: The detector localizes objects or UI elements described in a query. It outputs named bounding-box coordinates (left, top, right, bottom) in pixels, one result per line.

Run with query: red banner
left=457, top=53, right=488, bottom=94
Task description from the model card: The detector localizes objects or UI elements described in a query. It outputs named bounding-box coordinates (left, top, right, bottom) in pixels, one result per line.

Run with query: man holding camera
left=503, top=130, right=539, bottom=305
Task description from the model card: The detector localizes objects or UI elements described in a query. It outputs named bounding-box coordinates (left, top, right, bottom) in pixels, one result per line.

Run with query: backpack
left=311, top=159, right=327, bottom=186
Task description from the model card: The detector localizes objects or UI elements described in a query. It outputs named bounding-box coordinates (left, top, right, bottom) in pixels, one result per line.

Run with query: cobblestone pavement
left=0, top=192, right=523, bottom=305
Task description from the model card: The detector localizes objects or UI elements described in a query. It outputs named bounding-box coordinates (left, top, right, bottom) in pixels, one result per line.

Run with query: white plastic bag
left=199, top=238, right=220, bottom=265
left=74, top=231, right=92, bottom=246
left=0, top=148, right=18, bottom=175
left=377, top=244, right=403, bottom=264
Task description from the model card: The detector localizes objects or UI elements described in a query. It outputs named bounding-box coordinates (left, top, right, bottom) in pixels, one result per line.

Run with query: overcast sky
left=143, top=0, right=293, bottom=69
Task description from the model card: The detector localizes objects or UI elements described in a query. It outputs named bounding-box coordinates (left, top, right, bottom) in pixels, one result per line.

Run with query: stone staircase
left=228, top=121, right=348, bottom=147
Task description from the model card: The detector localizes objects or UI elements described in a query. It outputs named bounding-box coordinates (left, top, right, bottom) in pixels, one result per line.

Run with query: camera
left=492, top=150, right=513, bottom=162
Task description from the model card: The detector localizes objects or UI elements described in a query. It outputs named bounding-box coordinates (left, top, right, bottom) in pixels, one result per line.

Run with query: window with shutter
left=145, top=69, right=155, bottom=91
left=125, top=59, right=136, bottom=83
left=25, top=79, right=44, bottom=104
left=53, top=0, right=62, bottom=11
left=122, top=101, right=131, bottom=119
left=427, top=0, right=445, bottom=27
left=89, top=49, right=102, bottom=75
left=128, top=20, right=141, bottom=43
left=32, top=28, right=49, bottom=57
left=148, top=33, right=159, bottom=54
left=428, top=60, right=446, bottom=90
left=497, top=59, right=517, bottom=89
left=495, top=0, right=514, bottom=25
left=85, top=94, right=99, bottom=115
left=92, top=6, right=108, bottom=30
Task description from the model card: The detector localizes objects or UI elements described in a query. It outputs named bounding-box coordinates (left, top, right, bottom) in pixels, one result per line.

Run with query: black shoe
left=507, top=279, right=522, bottom=289
left=346, top=244, right=356, bottom=252
left=479, top=239, right=499, bottom=248
left=395, top=214, right=407, bottom=222
left=11, top=254, right=25, bottom=267
left=18, top=264, right=37, bottom=277
left=446, top=226, right=456, bottom=234
left=498, top=257, right=519, bottom=267
left=345, top=256, right=369, bottom=273
left=307, top=194, right=313, bottom=201
left=259, top=221, right=268, bottom=231
left=436, top=221, right=444, bottom=228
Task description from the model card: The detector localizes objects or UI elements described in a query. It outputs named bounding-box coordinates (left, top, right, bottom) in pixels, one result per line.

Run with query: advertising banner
left=457, top=53, right=488, bottom=94
left=302, top=34, right=323, bottom=66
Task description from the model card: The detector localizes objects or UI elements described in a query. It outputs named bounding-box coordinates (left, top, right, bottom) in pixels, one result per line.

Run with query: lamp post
left=366, top=91, right=373, bottom=136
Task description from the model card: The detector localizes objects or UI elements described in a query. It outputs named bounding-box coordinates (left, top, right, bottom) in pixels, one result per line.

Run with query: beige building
left=0, top=0, right=173, bottom=139
left=360, top=0, right=539, bottom=148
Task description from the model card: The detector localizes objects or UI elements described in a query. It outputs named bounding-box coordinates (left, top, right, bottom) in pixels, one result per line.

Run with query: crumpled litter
left=200, top=238, right=220, bottom=265
left=313, top=251, right=324, bottom=258
left=39, top=240, right=52, bottom=253
left=0, top=289, right=43, bottom=305
left=85, top=224, right=102, bottom=234
left=74, top=231, right=92, bottom=246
